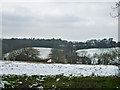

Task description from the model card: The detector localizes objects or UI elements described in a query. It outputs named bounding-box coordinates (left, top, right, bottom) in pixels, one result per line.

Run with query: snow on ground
left=4, top=47, right=119, bottom=60
left=3, top=47, right=52, bottom=60
left=0, top=61, right=118, bottom=76
left=76, top=47, right=119, bottom=57
left=33, top=47, right=52, bottom=59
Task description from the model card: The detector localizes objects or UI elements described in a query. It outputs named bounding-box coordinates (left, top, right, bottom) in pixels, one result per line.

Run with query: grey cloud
left=2, top=13, right=32, bottom=25
left=2, top=2, right=118, bottom=41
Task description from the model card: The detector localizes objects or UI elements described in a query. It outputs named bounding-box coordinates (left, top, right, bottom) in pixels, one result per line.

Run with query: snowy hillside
left=0, top=61, right=118, bottom=76
left=76, top=47, right=119, bottom=57
left=33, top=47, right=52, bottom=59
left=3, top=47, right=52, bottom=60
left=4, top=47, right=119, bottom=60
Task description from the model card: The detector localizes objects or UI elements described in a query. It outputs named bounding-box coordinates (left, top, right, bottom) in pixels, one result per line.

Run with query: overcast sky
left=1, top=1, right=118, bottom=41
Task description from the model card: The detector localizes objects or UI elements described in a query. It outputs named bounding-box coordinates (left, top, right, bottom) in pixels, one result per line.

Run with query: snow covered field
left=0, top=61, right=118, bottom=76
left=4, top=47, right=119, bottom=60
left=33, top=47, right=52, bottom=59
left=76, top=47, right=119, bottom=57
left=3, top=47, right=52, bottom=60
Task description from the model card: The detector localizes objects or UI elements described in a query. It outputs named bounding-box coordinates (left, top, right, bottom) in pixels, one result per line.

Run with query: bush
left=92, top=48, right=119, bottom=65
left=8, top=47, right=41, bottom=61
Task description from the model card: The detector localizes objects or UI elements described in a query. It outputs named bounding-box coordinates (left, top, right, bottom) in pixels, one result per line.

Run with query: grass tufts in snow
left=1, top=75, right=120, bottom=89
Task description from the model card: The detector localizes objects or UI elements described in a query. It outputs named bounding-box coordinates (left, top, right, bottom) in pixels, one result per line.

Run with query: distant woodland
left=2, top=38, right=119, bottom=54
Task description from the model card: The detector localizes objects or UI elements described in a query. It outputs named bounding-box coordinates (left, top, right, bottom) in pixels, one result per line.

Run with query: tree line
left=50, top=47, right=120, bottom=65
left=5, top=47, right=119, bottom=65
left=2, top=38, right=119, bottom=54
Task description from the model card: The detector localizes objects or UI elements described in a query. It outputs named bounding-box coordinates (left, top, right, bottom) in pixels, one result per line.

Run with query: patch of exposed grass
left=1, top=75, right=120, bottom=89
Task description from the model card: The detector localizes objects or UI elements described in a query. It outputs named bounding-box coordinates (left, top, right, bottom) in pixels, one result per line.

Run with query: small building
left=47, top=59, right=55, bottom=63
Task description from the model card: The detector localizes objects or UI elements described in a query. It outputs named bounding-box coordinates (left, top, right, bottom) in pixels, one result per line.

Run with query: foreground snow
left=0, top=61, right=118, bottom=76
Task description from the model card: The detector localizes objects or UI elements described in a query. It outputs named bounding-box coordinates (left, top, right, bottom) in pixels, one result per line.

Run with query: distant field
left=4, top=47, right=119, bottom=60
left=34, top=47, right=120, bottom=59
left=3, top=47, right=52, bottom=60
left=76, top=47, right=119, bottom=57
left=33, top=47, right=52, bottom=59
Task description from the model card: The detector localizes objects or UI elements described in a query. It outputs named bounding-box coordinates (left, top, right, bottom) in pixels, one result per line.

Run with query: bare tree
left=8, top=47, right=40, bottom=61
left=110, top=1, right=120, bottom=17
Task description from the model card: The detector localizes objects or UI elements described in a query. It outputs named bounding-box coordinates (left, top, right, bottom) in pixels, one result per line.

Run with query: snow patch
left=0, top=61, right=118, bottom=77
